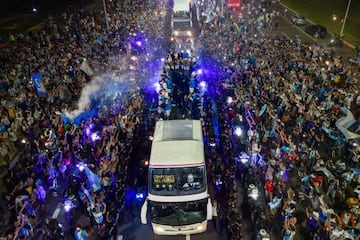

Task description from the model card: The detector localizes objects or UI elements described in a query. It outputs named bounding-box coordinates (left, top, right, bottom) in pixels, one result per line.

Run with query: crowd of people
left=0, top=0, right=170, bottom=239
left=197, top=1, right=360, bottom=239
left=0, top=0, right=360, bottom=239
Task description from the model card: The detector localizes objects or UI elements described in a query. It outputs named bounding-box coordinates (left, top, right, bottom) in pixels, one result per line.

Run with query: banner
left=62, top=108, right=98, bottom=126
left=32, top=73, right=47, bottom=97
left=80, top=60, right=94, bottom=76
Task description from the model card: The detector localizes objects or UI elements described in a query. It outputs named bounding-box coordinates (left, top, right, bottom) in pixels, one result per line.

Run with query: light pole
left=221, top=0, right=224, bottom=16
left=102, top=0, right=109, bottom=30
left=339, top=0, right=351, bottom=37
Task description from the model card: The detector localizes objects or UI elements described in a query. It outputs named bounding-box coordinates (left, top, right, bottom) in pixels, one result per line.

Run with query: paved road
left=269, top=2, right=356, bottom=57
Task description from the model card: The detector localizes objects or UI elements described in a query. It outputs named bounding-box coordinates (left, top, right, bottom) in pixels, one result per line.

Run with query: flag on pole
left=259, top=104, right=267, bottom=116
left=32, top=73, right=47, bottom=97
left=80, top=60, right=94, bottom=76
left=84, top=166, right=101, bottom=192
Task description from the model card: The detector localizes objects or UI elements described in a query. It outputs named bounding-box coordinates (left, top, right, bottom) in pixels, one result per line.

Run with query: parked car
left=305, top=24, right=327, bottom=38
left=291, top=15, right=306, bottom=26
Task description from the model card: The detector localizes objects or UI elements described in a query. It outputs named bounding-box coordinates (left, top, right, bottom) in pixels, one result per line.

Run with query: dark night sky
left=0, top=0, right=89, bottom=16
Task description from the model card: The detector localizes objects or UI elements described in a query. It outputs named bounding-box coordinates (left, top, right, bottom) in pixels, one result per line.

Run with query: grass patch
left=0, top=15, right=47, bottom=40
left=0, top=1, right=98, bottom=43
left=281, top=0, right=360, bottom=44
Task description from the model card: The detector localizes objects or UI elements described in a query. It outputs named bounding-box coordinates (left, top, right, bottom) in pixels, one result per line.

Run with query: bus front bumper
left=152, top=221, right=207, bottom=235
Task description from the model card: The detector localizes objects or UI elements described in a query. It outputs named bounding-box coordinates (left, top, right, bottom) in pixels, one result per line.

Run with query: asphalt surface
left=270, top=2, right=356, bottom=57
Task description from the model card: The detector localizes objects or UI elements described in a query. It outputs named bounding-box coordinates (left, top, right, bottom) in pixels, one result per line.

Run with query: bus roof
left=174, top=0, right=190, bottom=12
left=150, top=120, right=204, bottom=167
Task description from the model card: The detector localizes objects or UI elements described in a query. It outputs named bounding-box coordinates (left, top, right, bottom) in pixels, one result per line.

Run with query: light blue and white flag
left=84, top=166, right=101, bottom=192
left=32, top=73, right=47, bottom=97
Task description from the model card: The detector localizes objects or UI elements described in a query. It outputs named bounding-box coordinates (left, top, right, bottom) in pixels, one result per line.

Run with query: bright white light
left=155, top=226, right=164, bottom=232
left=249, top=189, right=259, bottom=200
left=227, top=97, right=233, bottom=105
left=77, top=162, right=87, bottom=172
left=64, top=200, right=72, bottom=212
left=240, top=157, right=248, bottom=164
left=154, top=82, right=161, bottom=93
left=161, top=58, right=165, bottom=62
left=32, top=8, right=37, bottom=12
left=200, top=81, right=206, bottom=88
left=130, top=56, right=138, bottom=61
left=234, top=127, right=242, bottom=136
left=136, top=192, right=144, bottom=199
left=91, top=133, right=100, bottom=141
left=239, top=152, right=250, bottom=163
left=197, top=69, right=203, bottom=75
left=21, top=139, right=26, bottom=144
left=136, top=41, right=142, bottom=46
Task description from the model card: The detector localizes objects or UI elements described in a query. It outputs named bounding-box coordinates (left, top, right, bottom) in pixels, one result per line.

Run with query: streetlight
left=102, top=0, right=109, bottom=30
left=332, top=14, right=337, bottom=22
left=221, top=0, right=224, bottom=17
left=339, top=0, right=352, bottom=37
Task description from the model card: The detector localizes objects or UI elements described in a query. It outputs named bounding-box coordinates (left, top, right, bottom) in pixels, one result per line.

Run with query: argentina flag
left=32, top=73, right=47, bottom=97
left=84, top=166, right=102, bottom=192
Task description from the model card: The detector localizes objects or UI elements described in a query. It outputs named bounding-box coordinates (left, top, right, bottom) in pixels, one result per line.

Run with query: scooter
left=63, top=194, right=78, bottom=224
left=256, top=228, right=270, bottom=240
left=329, top=35, right=343, bottom=48
left=42, top=218, right=65, bottom=240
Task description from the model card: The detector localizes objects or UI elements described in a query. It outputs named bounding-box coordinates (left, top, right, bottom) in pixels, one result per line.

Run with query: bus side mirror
left=141, top=200, right=148, bottom=224
left=206, top=198, right=212, bottom=220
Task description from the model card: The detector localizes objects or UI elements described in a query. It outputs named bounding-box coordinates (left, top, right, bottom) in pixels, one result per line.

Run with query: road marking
left=280, top=15, right=315, bottom=41
left=52, top=202, right=62, bottom=219
left=281, top=32, right=291, bottom=40
left=279, top=2, right=355, bottom=49
left=279, top=2, right=315, bottom=25
left=117, top=222, right=132, bottom=233
left=186, top=234, right=191, bottom=240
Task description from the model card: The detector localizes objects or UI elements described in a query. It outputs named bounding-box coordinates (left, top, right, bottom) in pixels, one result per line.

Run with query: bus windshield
left=150, top=166, right=206, bottom=196
left=173, top=11, right=190, bottom=20
left=149, top=199, right=207, bottom=226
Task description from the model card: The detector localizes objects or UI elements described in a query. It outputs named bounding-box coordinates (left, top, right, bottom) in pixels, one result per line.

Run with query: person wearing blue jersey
left=189, top=75, right=197, bottom=94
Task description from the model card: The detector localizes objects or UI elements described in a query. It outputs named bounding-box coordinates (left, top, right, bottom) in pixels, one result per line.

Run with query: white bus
left=172, top=0, right=193, bottom=40
left=172, top=0, right=192, bottom=29
left=141, top=119, right=212, bottom=235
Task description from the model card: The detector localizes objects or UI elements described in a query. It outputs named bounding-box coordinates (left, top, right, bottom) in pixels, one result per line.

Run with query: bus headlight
left=197, top=224, right=205, bottom=231
left=155, top=226, right=164, bottom=232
